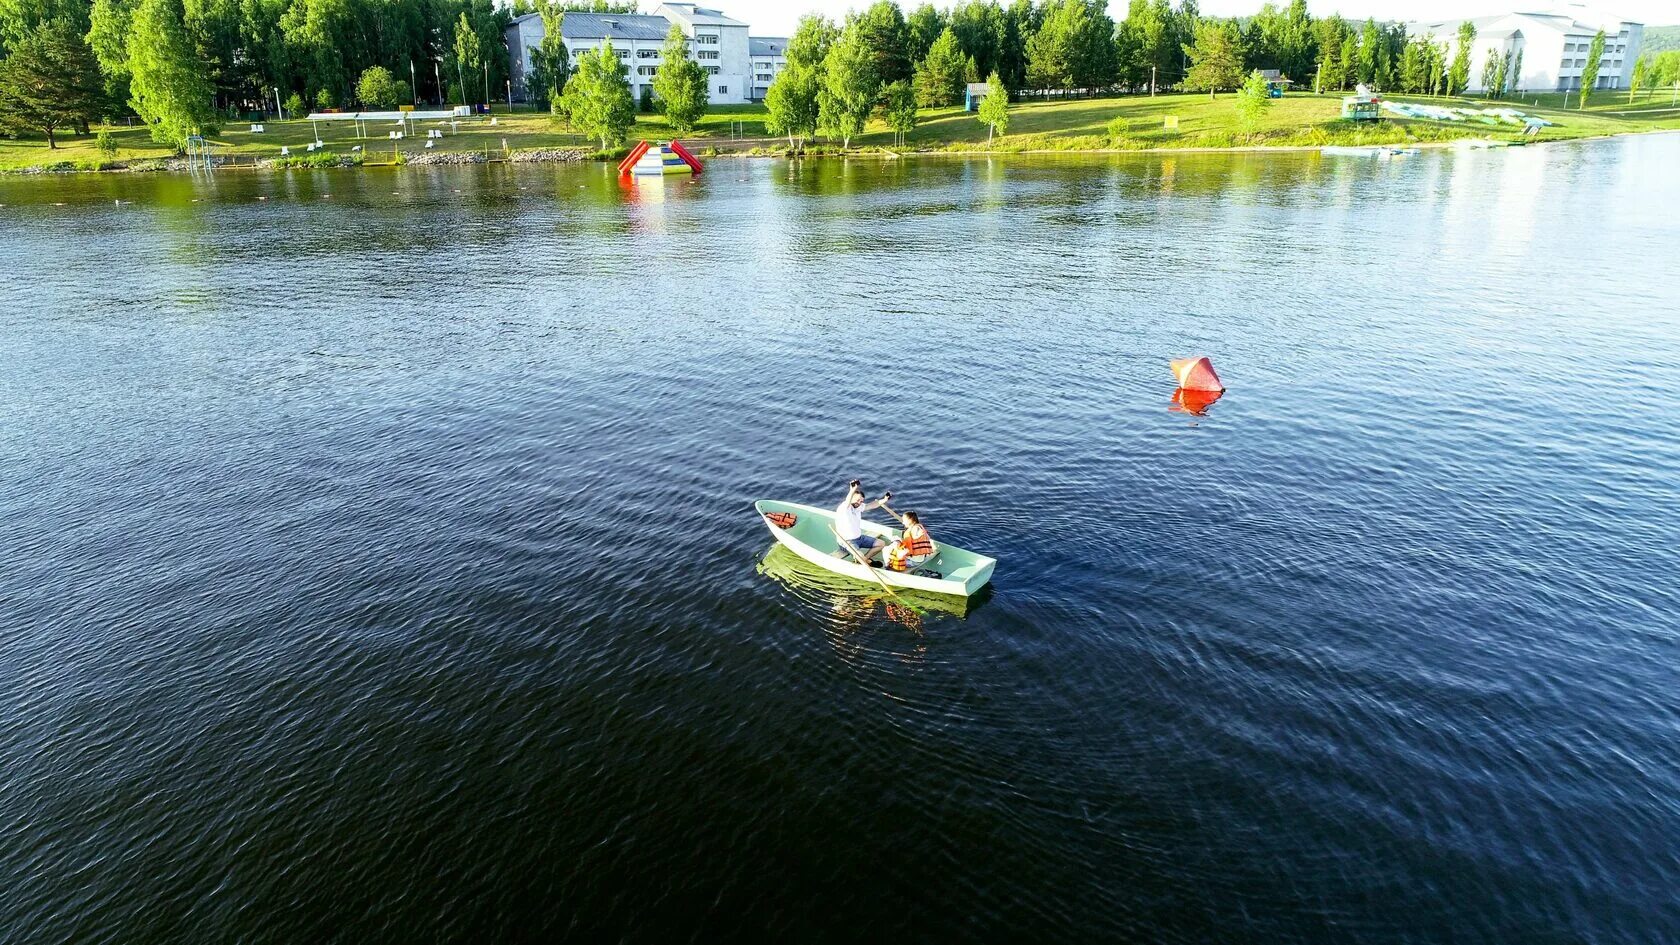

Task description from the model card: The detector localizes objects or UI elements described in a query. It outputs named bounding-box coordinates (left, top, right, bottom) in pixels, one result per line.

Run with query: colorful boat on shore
left=753, top=500, right=996, bottom=597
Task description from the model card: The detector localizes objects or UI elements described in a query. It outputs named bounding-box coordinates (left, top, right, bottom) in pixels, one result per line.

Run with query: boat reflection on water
left=1170, top=386, right=1224, bottom=416
left=757, top=544, right=987, bottom=628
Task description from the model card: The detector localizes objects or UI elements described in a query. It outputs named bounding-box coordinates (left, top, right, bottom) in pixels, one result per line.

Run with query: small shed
left=1258, top=69, right=1292, bottom=98
left=1341, top=93, right=1382, bottom=122
left=964, top=83, right=990, bottom=112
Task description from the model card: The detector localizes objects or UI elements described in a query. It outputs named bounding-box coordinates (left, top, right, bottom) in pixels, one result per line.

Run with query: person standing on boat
left=835, top=480, right=891, bottom=563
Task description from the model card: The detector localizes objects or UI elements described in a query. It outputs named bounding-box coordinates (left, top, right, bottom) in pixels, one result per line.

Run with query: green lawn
left=3, top=90, right=1677, bottom=172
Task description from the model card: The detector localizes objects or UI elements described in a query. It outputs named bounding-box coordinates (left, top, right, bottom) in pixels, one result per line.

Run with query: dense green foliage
left=1183, top=19, right=1244, bottom=98
left=356, top=66, right=401, bottom=109
left=1641, top=25, right=1680, bottom=56
left=915, top=27, right=968, bottom=107
left=1447, top=22, right=1476, bottom=97
left=651, top=24, right=707, bottom=132
left=127, top=0, right=217, bottom=147
left=561, top=39, right=632, bottom=148
left=0, top=20, right=104, bottom=147
left=883, top=78, right=917, bottom=144
left=818, top=20, right=877, bottom=148
left=764, top=58, right=819, bottom=148
left=0, top=0, right=1658, bottom=157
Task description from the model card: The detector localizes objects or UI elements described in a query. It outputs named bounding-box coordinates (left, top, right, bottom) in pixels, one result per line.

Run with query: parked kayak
left=753, top=499, right=996, bottom=597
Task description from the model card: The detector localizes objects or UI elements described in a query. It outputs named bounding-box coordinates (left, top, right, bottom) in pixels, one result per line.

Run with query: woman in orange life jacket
left=883, top=509, right=935, bottom=573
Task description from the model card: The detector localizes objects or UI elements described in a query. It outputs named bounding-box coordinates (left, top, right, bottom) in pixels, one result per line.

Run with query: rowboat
left=754, top=500, right=996, bottom=597
left=757, top=544, right=977, bottom=619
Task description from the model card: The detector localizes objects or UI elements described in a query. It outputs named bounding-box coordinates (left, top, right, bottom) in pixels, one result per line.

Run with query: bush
left=639, top=85, right=655, bottom=113
left=95, top=130, right=118, bottom=157
left=315, top=88, right=333, bottom=110
left=284, top=92, right=305, bottom=118
left=357, top=66, right=402, bottom=109
left=1106, top=115, right=1129, bottom=145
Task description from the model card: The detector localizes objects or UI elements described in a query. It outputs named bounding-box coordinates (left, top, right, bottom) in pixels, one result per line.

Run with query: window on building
left=756, top=73, right=772, bottom=82
left=638, top=66, right=656, bottom=76
left=638, top=49, right=658, bottom=59
left=617, top=50, right=628, bottom=59
left=696, top=34, right=718, bottom=44
left=718, top=85, right=727, bottom=94
left=707, top=66, right=720, bottom=75
left=698, top=50, right=719, bottom=60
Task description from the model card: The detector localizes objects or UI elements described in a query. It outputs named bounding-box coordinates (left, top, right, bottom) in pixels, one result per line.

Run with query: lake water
left=3, top=137, right=1678, bottom=943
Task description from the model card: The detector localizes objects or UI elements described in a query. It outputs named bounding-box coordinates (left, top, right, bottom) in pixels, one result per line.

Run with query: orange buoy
left=1170, top=356, right=1225, bottom=392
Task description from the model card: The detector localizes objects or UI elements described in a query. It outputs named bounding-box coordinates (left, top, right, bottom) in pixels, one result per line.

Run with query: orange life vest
left=766, top=511, right=797, bottom=529
left=887, top=524, right=934, bottom=571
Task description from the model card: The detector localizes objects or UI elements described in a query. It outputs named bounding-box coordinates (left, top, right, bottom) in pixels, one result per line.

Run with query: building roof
left=558, top=12, right=674, bottom=42
left=749, top=37, right=788, bottom=56
left=659, top=4, right=748, bottom=28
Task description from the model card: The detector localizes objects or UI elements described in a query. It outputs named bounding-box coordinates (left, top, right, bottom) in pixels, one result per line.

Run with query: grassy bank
left=3, top=91, right=1677, bottom=173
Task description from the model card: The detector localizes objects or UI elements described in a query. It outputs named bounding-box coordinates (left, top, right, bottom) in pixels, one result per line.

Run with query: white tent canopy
left=305, top=110, right=457, bottom=121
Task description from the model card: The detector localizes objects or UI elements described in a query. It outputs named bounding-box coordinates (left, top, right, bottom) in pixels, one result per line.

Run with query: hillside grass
left=2, top=91, right=1677, bottom=173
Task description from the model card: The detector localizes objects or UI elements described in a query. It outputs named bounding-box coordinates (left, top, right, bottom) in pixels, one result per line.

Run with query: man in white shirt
left=834, top=479, right=891, bottom=564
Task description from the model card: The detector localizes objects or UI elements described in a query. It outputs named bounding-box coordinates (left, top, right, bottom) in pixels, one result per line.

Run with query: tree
left=127, top=0, right=218, bottom=149
left=1399, top=36, right=1428, bottom=94
left=853, top=1, right=912, bottom=87
left=284, top=91, right=304, bottom=118
left=651, top=23, right=707, bottom=132
left=817, top=22, right=877, bottom=149
left=1630, top=54, right=1650, bottom=102
left=0, top=21, right=106, bottom=148
left=764, top=59, right=819, bottom=149
left=1507, top=49, right=1523, bottom=96
left=1234, top=69, right=1271, bottom=130
left=786, top=13, right=838, bottom=70
left=452, top=11, right=479, bottom=107
left=1579, top=30, right=1605, bottom=108
left=1182, top=19, right=1243, bottom=99
left=1357, top=18, right=1380, bottom=87
left=916, top=26, right=966, bottom=107
left=526, top=3, right=570, bottom=109
left=977, top=69, right=1008, bottom=142
left=357, top=65, right=401, bottom=108
left=1481, top=51, right=1501, bottom=98
left=883, top=78, right=916, bottom=145
left=560, top=39, right=633, bottom=148
left=1429, top=41, right=1448, bottom=96
left=85, top=0, right=133, bottom=105
left=1026, top=0, right=1113, bottom=94
left=1447, top=21, right=1475, bottom=97
left=906, top=3, right=944, bottom=62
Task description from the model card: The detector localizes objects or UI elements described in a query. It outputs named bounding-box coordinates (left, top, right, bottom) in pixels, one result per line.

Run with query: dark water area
left=2, top=138, right=1678, bottom=944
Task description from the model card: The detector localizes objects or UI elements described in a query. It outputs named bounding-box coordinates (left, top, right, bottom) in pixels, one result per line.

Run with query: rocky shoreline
left=2, top=146, right=596, bottom=175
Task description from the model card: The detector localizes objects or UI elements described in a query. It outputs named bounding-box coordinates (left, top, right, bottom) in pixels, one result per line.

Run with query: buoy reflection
left=1170, top=387, right=1225, bottom=416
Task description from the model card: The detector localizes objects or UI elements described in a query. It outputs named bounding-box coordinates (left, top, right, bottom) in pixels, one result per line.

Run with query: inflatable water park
left=618, top=140, right=704, bottom=178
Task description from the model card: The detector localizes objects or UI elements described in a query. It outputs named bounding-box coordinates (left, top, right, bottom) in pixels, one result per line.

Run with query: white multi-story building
left=506, top=3, right=776, bottom=107
left=748, top=37, right=790, bottom=103
left=1409, top=4, right=1643, bottom=94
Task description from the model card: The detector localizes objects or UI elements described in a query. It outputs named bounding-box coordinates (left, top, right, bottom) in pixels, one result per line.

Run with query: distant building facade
left=1409, top=4, right=1643, bottom=94
left=505, top=4, right=786, bottom=107
left=748, top=37, right=789, bottom=103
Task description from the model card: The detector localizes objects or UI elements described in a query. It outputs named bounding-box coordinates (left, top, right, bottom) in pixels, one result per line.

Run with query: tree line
left=3, top=0, right=1676, bottom=153
left=0, top=0, right=636, bottom=149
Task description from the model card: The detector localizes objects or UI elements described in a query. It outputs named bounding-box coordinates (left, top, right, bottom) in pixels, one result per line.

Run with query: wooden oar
left=828, top=523, right=898, bottom=598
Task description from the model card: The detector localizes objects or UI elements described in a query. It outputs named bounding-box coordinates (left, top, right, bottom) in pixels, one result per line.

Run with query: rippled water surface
left=3, top=138, right=1679, bottom=944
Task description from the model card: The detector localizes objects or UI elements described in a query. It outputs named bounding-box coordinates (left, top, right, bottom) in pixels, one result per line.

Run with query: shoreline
left=4, top=127, right=1675, bottom=178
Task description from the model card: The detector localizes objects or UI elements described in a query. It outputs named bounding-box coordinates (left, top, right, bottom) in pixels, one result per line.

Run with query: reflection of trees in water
left=757, top=543, right=980, bottom=668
